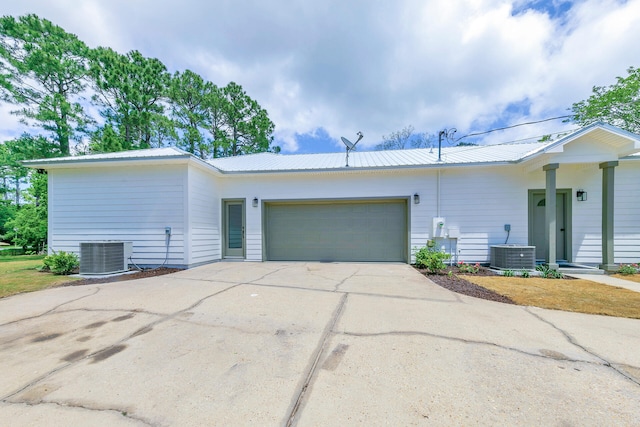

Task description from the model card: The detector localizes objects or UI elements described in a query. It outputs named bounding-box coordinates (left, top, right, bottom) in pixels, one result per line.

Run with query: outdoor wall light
left=576, top=190, right=587, bottom=202
left=414, top=193, right=420, bottom=204
left=252, top=197, right=259, bottom=207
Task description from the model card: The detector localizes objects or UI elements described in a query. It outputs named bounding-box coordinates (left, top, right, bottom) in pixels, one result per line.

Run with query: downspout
left=436, top=169, right=441, bottom=217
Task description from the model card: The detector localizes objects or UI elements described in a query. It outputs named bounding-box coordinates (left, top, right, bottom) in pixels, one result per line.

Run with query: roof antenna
left=437, top=128, right=456, bottom=162
left=340, top=131, right=363, bottom=167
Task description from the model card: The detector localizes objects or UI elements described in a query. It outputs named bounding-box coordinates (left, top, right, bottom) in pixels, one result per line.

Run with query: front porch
left=529, top=125, right=640, bottom=272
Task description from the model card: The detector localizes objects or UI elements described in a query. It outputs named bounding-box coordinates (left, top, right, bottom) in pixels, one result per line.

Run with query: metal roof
left=207, top=142, right=547, bottom=172
left=24, top=147, right=191, bottom=166
left=22, top=123, right=640, bottom=172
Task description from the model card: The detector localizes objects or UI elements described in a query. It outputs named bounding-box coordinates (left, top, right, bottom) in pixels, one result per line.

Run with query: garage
left=264, top=199, right=408, bottom=262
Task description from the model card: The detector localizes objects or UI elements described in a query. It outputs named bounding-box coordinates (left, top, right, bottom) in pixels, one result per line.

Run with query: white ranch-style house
left=25, top=123, right=640, bottom=272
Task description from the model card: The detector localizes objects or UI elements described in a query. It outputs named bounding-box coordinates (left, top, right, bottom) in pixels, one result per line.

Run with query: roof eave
left=22, top=152, right=224, bottom=175
left=23, top=153, right=194, bottom=169
left=214, top=160, right=518, bottom=175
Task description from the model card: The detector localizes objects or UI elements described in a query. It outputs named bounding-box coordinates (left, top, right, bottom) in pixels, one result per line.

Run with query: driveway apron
left=0, top=262, right=638, bottom=426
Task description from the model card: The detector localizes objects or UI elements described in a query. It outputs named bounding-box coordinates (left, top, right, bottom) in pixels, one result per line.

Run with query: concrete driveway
left=1, top=262, right=639, bottom=426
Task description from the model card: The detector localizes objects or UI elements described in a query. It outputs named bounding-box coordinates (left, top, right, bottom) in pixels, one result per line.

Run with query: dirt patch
left=415, top=266, right=516, bottom=304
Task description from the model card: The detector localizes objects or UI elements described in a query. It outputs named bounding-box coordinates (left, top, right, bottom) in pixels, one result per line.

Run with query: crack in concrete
left=247, top=264, right=296, bottom=284
left=525, top=308, right=640, bottom=387
left=191, top=279, right=459, bottom=304
left=61, top=306, right=166, bottom=317
left=1, top=283, right=241, bottom=402
left=343, top=290, right=460, bottom=304
left=151, top=275, right=242, bottom=286
left=285, top=293, right=348, bottom=427
left=339, top=330, right=607, bottom=366
left=172, top=316, right=290, bottom=335
left=162, top=263, right=294, bottom=287
left=273, top=263, right=362, bottom=290
left=0, top=399, right=155, bottom=426
left=333, top=267, right=360, bottom=292
left=160, top=268, right=460, bottom=304
left=0, top=287, right=101, bottom=327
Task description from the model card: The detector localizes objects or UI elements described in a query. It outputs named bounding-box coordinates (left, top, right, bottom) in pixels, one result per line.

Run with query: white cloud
left=1, top=0, right=639, bottom=152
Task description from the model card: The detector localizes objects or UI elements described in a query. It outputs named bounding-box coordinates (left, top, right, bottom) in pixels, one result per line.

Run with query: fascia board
left=23, top=152, right=224, bottom=176
left=23, top=154, right=193, bottom=169
left=516, top=122, right=640, bottom=165
left=212, top=160, right=517, bottom=176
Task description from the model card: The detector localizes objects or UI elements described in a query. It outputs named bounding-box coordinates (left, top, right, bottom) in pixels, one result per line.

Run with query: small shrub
left=520, top=269, right=531, bottom=278
left=551, top=270, right=564, bottom=279
left=414, top=246, right=451, bottom=274
left=536, top=264, right=563, bottom=279
left=618, top=263, right=639, bottom=275
left=457, top=261, right=480, bottom=274
left=503, top=269, right=515, bottom=277
left=42, top=251, right=79, bottom=275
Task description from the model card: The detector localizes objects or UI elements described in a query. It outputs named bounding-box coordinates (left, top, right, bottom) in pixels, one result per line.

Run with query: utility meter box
left=447, top=226, right=460, bottom=239
left=432, top=217, right=446, bottom=238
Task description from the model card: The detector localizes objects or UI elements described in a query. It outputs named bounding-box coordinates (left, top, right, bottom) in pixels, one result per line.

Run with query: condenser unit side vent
left=490, top=245, right=535, bottom=270
left=80, top=241, right=133, bottom=275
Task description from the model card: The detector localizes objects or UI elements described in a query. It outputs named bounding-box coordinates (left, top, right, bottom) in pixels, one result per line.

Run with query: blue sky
left=513, top=0, right=574, bottom=19
left=1, top=0, right=639, bottom=154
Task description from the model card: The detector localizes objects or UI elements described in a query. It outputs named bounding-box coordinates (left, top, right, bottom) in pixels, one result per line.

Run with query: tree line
left=0, top=14, right=277, bottom=249
left=0, top=14, right=277, bottom=160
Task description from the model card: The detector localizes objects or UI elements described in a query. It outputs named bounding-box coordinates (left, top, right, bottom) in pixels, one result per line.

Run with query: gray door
left=224, top=201, right=244, bottom=258
left=265, top=199, right=407, bottom=262
left=531, top=193, right=566, bottom=261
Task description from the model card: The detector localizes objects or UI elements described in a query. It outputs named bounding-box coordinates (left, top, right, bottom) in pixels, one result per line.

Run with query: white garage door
left=265, top=199, right=408, bottom=262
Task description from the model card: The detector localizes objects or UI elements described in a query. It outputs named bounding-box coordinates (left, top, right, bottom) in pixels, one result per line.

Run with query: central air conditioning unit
left=80, top=241, right=133, bottom=275
left=490, top=245, right=535, bottom=270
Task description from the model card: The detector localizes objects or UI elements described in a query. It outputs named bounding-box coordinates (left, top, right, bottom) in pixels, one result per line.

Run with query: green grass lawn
left=0, top=255, right=79, bottom=298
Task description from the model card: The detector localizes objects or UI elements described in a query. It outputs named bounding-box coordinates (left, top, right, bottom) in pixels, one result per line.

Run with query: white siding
left=46, top=154, right=640, bottom=267
left=187, top=166, right=221, bottom=264
left=558, top=164, right=604, bottom=264
left=220, top=161, right=640, bottom=264
left=48, top=165, right=187, bottom=266
left=436, top=166, right=530, bottom=263
left=614, top=161, right=640, bottom=264
left=219, top=166, right=565, bottom=263
left=219, top=170, right=429, bottom=261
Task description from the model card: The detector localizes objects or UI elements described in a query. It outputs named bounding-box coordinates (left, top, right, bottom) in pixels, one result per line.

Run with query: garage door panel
left=265, top=200, right=407, bottom=262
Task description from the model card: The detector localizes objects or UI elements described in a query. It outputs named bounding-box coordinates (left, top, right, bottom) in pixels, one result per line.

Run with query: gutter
left=23, top=153, right=192, bottom=167
left=22, top=153, right=225, bottom=176
left=208, top=160, right=521, bottom=176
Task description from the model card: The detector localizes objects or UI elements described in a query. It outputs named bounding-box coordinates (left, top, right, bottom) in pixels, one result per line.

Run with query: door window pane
left=228, top=204, right=242, bottom=249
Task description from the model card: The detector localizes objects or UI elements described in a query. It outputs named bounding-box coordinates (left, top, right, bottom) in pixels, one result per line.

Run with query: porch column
left=599, top=161, right=618, bottom=271
left=543, top=163, right=559, bottom=270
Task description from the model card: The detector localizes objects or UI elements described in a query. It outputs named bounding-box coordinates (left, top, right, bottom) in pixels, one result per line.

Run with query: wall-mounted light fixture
left=576, top=190, right=587, bottom=202
left=252, top=197, right=259, bottom=207
left=413, top=193, right=420, bottom=204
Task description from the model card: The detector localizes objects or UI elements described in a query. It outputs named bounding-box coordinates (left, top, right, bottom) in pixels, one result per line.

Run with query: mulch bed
left=60, top=267, right=182, bottom=287
left=415, top=265, right=516, bottom=304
